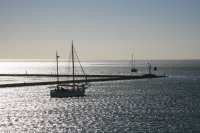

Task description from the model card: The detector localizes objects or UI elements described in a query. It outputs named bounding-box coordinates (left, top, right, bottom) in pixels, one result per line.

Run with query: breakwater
left=0, top=74, right=166, bottom=88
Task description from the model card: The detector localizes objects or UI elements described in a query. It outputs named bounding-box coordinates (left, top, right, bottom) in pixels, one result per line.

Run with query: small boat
left=148, top=62, right=152, bottom=74
left=154, top=66, right=157, bottom=71
left=50, top=41, right=88, bottom=98
left=130, top=53, right=137, bottom=72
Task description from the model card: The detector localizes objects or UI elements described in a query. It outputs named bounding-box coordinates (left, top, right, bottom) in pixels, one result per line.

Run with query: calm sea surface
left=0, top=60, right=200, bottom=132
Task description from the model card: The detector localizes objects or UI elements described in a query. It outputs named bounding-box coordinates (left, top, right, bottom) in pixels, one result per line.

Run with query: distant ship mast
left=130, top=53, right=137, bottom=72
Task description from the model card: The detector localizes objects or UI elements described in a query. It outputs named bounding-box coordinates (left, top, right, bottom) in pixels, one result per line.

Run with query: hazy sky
left=0, top=0, right=200, bottom=60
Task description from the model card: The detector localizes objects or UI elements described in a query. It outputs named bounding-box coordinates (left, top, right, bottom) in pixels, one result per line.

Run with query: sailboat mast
left=56, top=51, right=59, bottom=84
left=71, top=40, right=75, bottom=86
left=132, top=53, right=134, bottom=69
left=133, top=53, right=136, bottom=68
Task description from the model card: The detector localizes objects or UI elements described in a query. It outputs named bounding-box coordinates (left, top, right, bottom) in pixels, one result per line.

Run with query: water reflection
left=0, top=61, right=200, bottom=132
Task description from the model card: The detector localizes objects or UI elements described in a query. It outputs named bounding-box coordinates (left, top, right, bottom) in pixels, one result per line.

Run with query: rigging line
left=73, top=47, right=88, bottom=83
left=74, top=47, right=86, bottom=76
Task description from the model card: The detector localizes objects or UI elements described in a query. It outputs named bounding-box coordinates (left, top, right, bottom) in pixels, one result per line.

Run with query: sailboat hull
left=50, top=88, right=85, bottom=98
left=50, top=84, right=86, bottom=98
left=131, top=68, right=137, bottom=72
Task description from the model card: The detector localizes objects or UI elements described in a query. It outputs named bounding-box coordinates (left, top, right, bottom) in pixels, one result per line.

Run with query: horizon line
left=0, top=59, right=199, bottom=62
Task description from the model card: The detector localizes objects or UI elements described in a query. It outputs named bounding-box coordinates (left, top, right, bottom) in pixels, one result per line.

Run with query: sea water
left=0, top=60, right=200, bottom=132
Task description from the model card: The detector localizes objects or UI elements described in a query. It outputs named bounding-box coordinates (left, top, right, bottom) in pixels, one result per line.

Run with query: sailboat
left=50, top=41, right=88, bottom=98
left=130, top=53, right=137, bottom=72
left=154, top=66, right=157, bottom=71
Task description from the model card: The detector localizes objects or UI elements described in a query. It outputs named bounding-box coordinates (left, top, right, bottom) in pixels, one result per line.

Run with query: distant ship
left=50, top=41, right=88, bottom=98
left=130, top=53, right=137, bottom=72
left=154, top=66, right=157, bottom=71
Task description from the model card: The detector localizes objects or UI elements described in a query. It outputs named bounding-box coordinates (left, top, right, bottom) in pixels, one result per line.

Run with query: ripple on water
left=0, top=77, right=200, bottom=132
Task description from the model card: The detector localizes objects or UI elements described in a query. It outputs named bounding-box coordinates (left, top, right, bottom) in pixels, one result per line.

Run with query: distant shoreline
left=0, top=59, right=199, bottom=62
